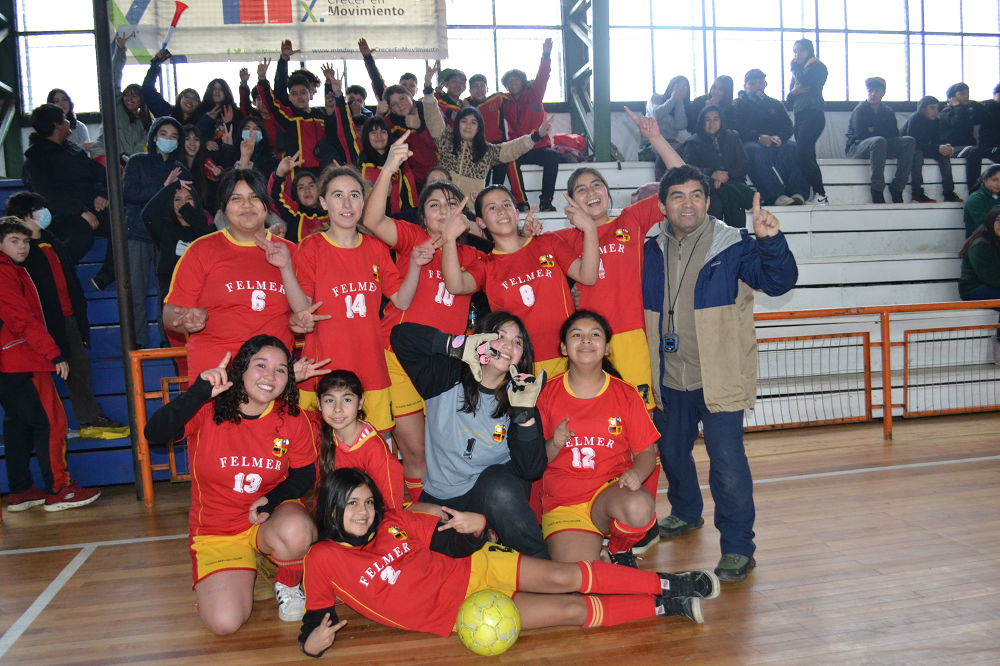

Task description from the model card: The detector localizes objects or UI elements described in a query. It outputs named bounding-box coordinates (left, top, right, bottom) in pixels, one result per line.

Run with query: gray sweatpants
left=847, top=135, right=916, bottom=192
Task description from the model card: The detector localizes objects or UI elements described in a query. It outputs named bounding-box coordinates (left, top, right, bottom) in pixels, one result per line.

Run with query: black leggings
left=793, top=108, right=826, bottom=196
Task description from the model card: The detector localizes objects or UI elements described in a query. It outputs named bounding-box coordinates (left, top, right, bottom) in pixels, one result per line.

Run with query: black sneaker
left=631, top=524, right=660, bottom=554
left=658, top=570, right=720, bottom=600
left=890, top=188, right=905, bottom=204
left=714, top=553, right=756, bottom=582
left=655, top=596, right=703, bottom=623
left=943, top=192, right=964, bottom=203
left=608, top=549, right=638, bottom=569
left=871, top=189, right=886, bottom=204
left=658, top=515, right=704, bottom=538
left=538, top=198, right=557, bottom=213
left=911, top=191, right=936, bottom=203
left=90, top=272, right=113, bottom=292
left=79, top=414, right=122, bottom=428
left=516, top=202, right=531, bottom=213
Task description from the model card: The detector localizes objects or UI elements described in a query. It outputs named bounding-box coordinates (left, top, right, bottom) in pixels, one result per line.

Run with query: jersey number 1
left=345, top=293, right=367, bottom=318
left=571, top=447, right=596, bottom=470
left=233, top=473, right=263, bottom=493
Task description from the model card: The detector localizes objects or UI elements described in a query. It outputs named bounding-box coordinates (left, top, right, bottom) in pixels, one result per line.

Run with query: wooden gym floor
left=1, top=414, right=998, bottom=665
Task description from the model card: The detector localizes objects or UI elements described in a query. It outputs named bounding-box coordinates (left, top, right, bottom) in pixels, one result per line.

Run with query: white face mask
left=34, top=208, right=52, bottom=229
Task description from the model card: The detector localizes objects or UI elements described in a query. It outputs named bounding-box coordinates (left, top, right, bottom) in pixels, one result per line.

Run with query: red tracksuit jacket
left=0, top=252, right=63, bottom=373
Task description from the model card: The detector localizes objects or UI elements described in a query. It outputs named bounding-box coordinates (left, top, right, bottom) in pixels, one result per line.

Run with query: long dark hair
left=172, top=88, right=201, bottom=122
left=696, top=104, right=728, bottom=143
left=237, top=115, right=273, bottom=156
left=959, top=205, right=1000, bottom=258
left=417, top=180, right=465, bottom=230
left=559, top=310, right=621, bottom=379
left=218, top=168, right=273, bottom=213
left=195, top=78, right=238, bottom=119
left=360, top=116, right=391, bottom=164
left=315, top=370, right=367, bottom=483
left=122, top=83, right=152, bottom=131
left=46, top=89, right=77, bottom=129
left=181, top=124, right=209, bottom=203
left=452, top=106, right=488, bottom=163
left=473, top=185, right=522, bottom=243
left=665, top=75, right=691, bottom=102
left=212, top=335, right=301, bottom=425
left=709, top=75, right=734, bottom=108
left=459, top=311, right=535, bottom=418
left=315, top=468, right=385, bottom=543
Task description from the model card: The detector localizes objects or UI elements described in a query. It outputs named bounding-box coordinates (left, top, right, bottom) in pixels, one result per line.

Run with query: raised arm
left=626, top=106, right=683, bottom=169
left=362, top=132, right=413, bottom=246
left=141, top=52, right=173, bottom=118
left=358, top=38, right=387, bottom=101
left=560, top=197, right=600, bottom=286
left=440, top=202, right=479, bottom=295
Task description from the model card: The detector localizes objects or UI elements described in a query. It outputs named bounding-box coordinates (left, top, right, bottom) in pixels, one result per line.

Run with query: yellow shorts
left=385, top=350, right=424, bottom=418
left=300, top=387, right=395, bottom=433
left=541, top=480, right=617, bottom=540
left=464, top=543, right=522, bottom=599
left=189, top=524, right=262, bottom=587
left=534, top=356, right=568, bottom=378
left=609, top=328, right=655, bottom=411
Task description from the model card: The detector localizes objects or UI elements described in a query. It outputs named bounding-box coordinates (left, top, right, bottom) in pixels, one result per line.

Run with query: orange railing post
left=880, top=310, right=893, bottom=441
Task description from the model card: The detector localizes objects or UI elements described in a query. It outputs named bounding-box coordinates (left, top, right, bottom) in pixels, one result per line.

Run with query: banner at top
left=110, top=0, right=449, bottom=63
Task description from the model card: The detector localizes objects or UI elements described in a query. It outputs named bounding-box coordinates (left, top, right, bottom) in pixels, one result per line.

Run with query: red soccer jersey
left=537, top=372, right=660, bottom=511
left=186, top=400, right=318, bottom=537
left=463, top=235, right=578, bottom=363
left=294, top=232, right=403, bottom=393
left=165, top=229, right=296, bottom=380
left=381, top=220, right=484, bottom=349
left=303, top=509, right=478, bottom=637
left=554, top=196, right=662, bottom=335
left=333, top=421, right=405, bottom=510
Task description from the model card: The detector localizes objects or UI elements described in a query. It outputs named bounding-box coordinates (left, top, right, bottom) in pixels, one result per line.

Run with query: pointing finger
left=218, top=352, right=231, bottom=368
left=752, top=192, right=761, bottom=216
left=308, top=301, right=324, bottom=313
left=394, top=130, right=412, bottom=144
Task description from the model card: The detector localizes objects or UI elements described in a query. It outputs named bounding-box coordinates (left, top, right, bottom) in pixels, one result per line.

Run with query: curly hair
left=212, top=335, right=300, bottom=425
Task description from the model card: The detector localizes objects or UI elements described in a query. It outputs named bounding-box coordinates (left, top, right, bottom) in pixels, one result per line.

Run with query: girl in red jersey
left=296, top=468, right=717, bottom=658
left=441, top=185, right=600, bottom=377
left=163, top=169, right=298, bottom=381
left=281, top=166, right=430, bottom=432
left=316, top=369, right=405, bottom=510
left=144, top=335, right=328, bottom=635
left=362, top=132, right=486, bottom=500
left=536, top=311, right=663, bottom=568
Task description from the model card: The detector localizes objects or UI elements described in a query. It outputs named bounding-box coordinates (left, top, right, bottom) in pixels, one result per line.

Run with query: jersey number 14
left=345, top=294, right=368, bottom=318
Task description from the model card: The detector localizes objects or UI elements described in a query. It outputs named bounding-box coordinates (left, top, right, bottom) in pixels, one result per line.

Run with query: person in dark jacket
left=787, top=38, right=829, bottom=204
left=123, top=116, right=192, bottom=348
left=977, top=83, right=1000, bottom=168
left=902, top=96, right=963, bottom=203
left=4, top=193, right=120, bottom=429
left=141, top=50, right=203, bottom=124
left=958, top=204, right=1000, bottom=362
left=845, top=77, right=915, bottom=204
left=683, top=104, right=755, bottom=227
left=730, top=69, right=809, bottom=206
left=21, top=104, right=110, bottom=264
left=940, top=82, right=989, bottom=189
left=688, top=76, right=734, bottom=135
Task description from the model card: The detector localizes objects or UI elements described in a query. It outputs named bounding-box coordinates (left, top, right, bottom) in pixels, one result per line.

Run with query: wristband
left=531, top=130, right=542, bottom=142
left=423, top=85, right=434, bottom=95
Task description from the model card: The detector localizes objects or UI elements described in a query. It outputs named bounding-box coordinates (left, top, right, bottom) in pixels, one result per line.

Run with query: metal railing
left=129, top=299, right=1000, bottom=506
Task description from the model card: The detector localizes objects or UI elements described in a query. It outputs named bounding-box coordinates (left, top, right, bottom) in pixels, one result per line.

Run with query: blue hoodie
left=122, top=116, right=191, bottom=242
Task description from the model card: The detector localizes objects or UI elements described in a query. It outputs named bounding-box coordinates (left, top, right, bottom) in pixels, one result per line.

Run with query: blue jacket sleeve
left=736, top=232, right=798, bottom=297
left=142, top=64, right=173, bottom=118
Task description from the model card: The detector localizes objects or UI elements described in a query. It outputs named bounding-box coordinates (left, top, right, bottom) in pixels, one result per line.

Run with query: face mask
left=34, top=208, right=52, bottom=229
left=241, top=129, right=264, bottom=144
left=156, top=137, right=178, bottom=154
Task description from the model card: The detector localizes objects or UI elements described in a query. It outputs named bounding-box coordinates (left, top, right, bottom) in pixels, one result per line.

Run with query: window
left=611, top=0, right=1000, bottom=102
left=15, top=0, right=564, bottom=114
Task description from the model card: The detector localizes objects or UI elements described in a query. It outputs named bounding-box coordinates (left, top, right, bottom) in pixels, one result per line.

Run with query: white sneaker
left=274, top=581, right=305, bottom=622
left=774, top=195, right=795, bottom=206
left=807, top=193, right=829, bottom=205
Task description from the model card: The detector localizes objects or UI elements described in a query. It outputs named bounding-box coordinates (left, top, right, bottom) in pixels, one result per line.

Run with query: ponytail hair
left=315, top=370, right=367, bottom=483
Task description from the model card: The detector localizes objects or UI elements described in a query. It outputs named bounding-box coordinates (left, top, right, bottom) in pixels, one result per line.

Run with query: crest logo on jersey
left=538, top=254, right=555, bottom=268
left=387, top=525, right=408, bottom=541
left=608, top=417, right=622, bottom=435
left=492, top=424, right=507, bottom=443
left=372, top=264, right=380, bottom=282
left=615, top=228, right=631, bottom=242
left=272, top=438, right=289, bottom=457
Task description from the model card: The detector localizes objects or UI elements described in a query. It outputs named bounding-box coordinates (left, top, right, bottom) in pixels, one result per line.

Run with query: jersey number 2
left=345, top=293, right=367, bottom=318
left=233, top=473, right=263, bottom=493
left=571, top=447, right=596, bottom=470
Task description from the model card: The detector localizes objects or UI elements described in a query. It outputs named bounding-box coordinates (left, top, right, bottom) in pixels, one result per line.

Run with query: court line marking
left=0, top=545, right=96, bottom=660
left=669, top=454, right=1000, bottom=493
left=0, top=533, right=188, bottom=556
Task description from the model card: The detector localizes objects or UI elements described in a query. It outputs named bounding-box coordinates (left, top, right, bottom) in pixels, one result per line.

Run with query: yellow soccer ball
left=456, top=589, right=521, bottom=656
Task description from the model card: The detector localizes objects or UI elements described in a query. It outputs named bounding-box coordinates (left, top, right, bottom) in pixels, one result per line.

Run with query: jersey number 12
left=571, top=447, right=596, bottom=470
